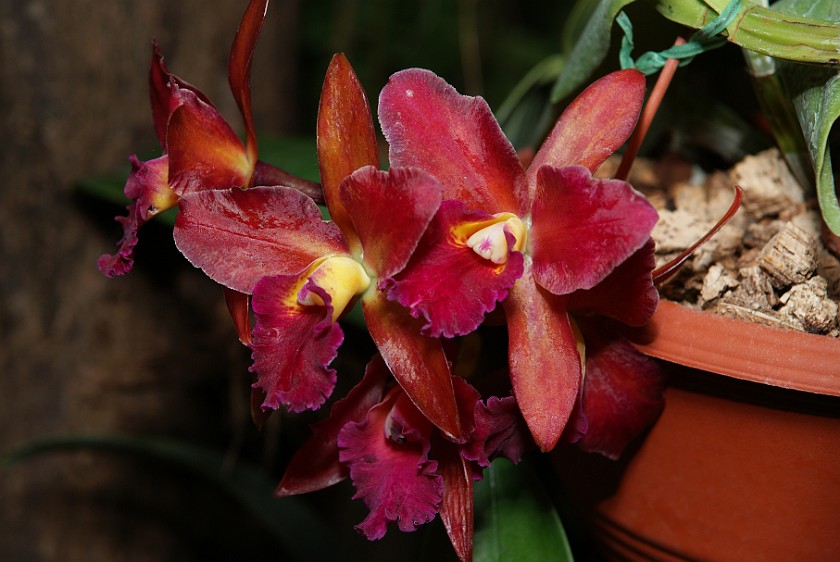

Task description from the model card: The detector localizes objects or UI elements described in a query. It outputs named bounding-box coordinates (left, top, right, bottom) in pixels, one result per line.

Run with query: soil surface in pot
left=599, top=148, right=840, bottom=337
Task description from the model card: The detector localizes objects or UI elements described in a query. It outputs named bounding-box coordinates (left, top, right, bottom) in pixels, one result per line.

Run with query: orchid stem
left=615, top=37, right=686, bottom=182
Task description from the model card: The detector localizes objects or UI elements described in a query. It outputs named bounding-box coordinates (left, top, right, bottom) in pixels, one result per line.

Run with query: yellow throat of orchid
left=296, top=256, right=371, bottom=322
left=459, top=213, right=527, bottom=265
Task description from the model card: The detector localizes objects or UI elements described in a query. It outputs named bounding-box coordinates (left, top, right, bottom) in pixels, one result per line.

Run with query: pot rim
left=623, top=300, right=840, bottom=397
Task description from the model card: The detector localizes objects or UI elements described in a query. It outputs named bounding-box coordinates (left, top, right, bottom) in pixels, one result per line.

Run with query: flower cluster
left=99, top=1, right=666, bottom=560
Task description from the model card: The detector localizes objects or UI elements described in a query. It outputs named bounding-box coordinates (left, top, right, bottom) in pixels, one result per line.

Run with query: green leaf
left=2, top=434, right=335, bottom=562
left=769, top=0, right=840, bottom=234
left=652, top=0, right=840, bottom=65
left=550, top=0, right=638, bottom=103
left=474, top=459, right=573, bottom=562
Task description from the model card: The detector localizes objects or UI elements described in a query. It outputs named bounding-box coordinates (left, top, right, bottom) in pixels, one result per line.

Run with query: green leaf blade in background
left=474, top=458, right=573, bottom=562
left=550, top=0, right=638, bottom=103
left=771, top=0, right=840, bottom=234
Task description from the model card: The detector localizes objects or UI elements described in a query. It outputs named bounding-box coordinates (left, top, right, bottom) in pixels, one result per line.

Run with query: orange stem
left=615, top=37, right=687, bottom=182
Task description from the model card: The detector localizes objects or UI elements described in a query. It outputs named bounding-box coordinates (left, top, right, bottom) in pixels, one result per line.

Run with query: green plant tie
left=618, top=0, right=743, bottom=75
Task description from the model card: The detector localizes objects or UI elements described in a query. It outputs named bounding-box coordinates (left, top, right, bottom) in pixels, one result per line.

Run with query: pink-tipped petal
left=340, top=166, right=443, bottom=279
left=385, top=201, right=524, bottom=337
left=97, top=155, right=176, bottom=277
left=276, top=354, right=390, bottom=497
left=530, top=166, right=658, bottom=295
left=228, top=0, right=268, bottom=168
left=362, top=290, right=462, bottom=441
left=569, top=239, right=659, bottom=327
left=174, top=186, right=347, bottom=294
left=571, top=321, right=667, bottom=460
left=379, top=69, right=526, bottom=214
left=503, top=269, right=582, bottom=452
left=338, top=389, right=443, bottom=539
left=462, top=395, right=534, bottom=468
left=527, top=69, right=645, bottom=187
left=318, top=54, right=380, bottom=254
left=167, top=88, right=251, bottom=195
left=252, top=160, right=324, bottom=203
left=250, top=273, right=343, bottom=413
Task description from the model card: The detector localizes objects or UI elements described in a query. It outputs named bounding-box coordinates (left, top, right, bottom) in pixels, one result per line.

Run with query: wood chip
left=757, top=222, right=817, bottom=289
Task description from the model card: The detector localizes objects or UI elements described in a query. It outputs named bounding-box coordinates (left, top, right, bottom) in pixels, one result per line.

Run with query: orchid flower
left=97, top=0, right=318, bottom=279
left=276, top=354, right=532, bottom=562
left=173, top=55, right=464, bottom=439
left=378, top=69, right=660, bottom=451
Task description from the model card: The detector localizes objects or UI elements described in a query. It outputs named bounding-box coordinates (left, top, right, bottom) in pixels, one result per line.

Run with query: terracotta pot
left=554, top=301, right=840, bottom=561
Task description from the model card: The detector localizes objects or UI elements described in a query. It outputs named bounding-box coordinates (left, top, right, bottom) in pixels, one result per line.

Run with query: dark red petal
left=385, top=200, right=524, bottom=337
left=227, top=0, right=268, bottom=169
left=97, top=155, right=176, bottom=277
left=568, top=239, right=658, bottom=327
left=167, top=88, right=251, bottom=195
left=318, top=54, right=380, bottom=254
left=340, top=166, right=442, bottom=279
left=462, top=395, right=534, bottom=467
left=275, top=354, right=390, bottom=497
left=570, top=320, right=667, bottom=460
left=379, top=69, right=526, bottom=214
left=436, top=438, right=474, bottom=562
left=527, top=69, right=645, bottom=185
left=252, top=160, right=324, bottom=204
left=224, top=288, right=251, bottom=345
left=362, top=290, right=462, bottom=441
left=530, top=166, right=658, bottom=295
left=338, top=389, right=443, bottom=539
left=148, top=43, right=210, bottom=149
left=249, top=273, right=343, bottom=413
left=503, top=269, right=582, bottom=452
left=174, top=186, right=347, bottom=294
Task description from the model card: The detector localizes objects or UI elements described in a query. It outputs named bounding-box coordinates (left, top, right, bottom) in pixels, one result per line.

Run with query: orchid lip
left=463, top=213, right=527, bottom=264
left=297, top=256, right=372, bottom=322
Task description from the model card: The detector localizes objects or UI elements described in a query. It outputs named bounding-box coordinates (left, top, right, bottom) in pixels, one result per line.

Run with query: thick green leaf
left=550, top=0, right=638, bottom=103
left=2, top=434, right=335, bottom=562
left=474, top=459, right=573, bottom=562
left=770, top=0, right=840, bottom=234
left=652, top=0, right=840, bottom=64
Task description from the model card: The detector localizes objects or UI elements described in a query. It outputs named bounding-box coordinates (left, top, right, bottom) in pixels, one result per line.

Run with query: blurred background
left=0, top=1, right=768, bottom=560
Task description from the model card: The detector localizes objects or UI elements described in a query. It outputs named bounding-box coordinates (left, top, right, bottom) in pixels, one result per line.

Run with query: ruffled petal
left=568, top=239, right=659, bottom=327
left=318, top=54, right=380, bottom=255
left=174, top=185, right=348, bottom=294
left=338, top=388, right=443, bottom=539
left=569, top=320, right=667, bottom=460
left=379, top=68, right=527, bottom=214
left=362, top=290, right=462, bottom=441
left=503, top=265, right=582, bottom=452
left=276, top=354, right=390, bottom=497
left=249, top=271, right=343, bottom=412
left=385, top=200, right=525, bottom=338
left=167, top=87, right=252, bottom=195
left=462, top=395, right=534, bottom=467
left=530, top=165, right=658, bottom=295
left=527, top=69, right=645, bottom=187
left=97, top=155, right=176, bottom=277
left=340, top=166, right=443, bottom=280
left=227, top=0, right=268, bottom=168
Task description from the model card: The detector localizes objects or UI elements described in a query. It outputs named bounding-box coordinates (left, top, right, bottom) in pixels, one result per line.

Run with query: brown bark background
left=0, top=1, right=304, bottom=560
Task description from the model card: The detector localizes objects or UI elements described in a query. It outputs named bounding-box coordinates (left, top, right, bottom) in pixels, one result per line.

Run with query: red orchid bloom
left=276, top=354, right=532, bottom=562
left=378, top=69, right=660, bottom=451
left=97, top=0, right=318, bottom=279
left=173, top=55, right=464, bottom=439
